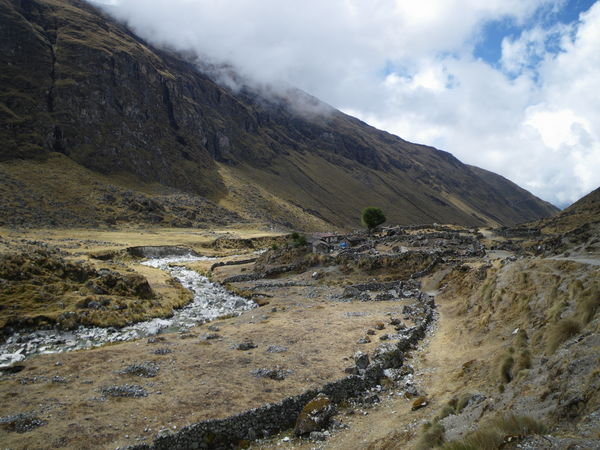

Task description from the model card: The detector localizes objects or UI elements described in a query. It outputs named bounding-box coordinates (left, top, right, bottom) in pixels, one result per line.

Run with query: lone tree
left=361, top=207, right=386, bottom=231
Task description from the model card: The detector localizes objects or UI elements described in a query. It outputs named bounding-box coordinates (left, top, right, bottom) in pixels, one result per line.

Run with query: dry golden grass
left=414, top=422, right=445, bottom=450
left=0, top=237, right=415, bottom=449
left=441, top=414, right=547, bottom=450
left=545, top=318, right=582, bottom=354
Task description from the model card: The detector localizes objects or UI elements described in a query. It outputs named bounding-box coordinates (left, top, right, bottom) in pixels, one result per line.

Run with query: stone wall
left=128, top=286, right=435, bottom=450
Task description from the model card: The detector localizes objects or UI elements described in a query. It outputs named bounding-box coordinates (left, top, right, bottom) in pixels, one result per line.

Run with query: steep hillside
left=539, top=186, right=600, bottom=233
left=0, top=0, right=558, bottom=229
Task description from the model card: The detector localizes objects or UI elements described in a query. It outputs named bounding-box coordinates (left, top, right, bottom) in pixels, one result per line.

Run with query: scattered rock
left=354, top=351, right=370, bottom=370
left=100, top=384, right=148, bottom=398
left=233, top=340, right=257, bottom=351
left=119, top=362, right=159, bottom=378
left=294, top=393, right=336, bottom=436
left=309, top=431, right=329, bottom=441
left=251, top=367, right=292, bottom=380
left=179, top=333, right=196, bottom=339
left=357, top=337, right=371, bottom=344
left=373, top=343, right=403, bottom=368
left=199, top=333, right=221, bottom=341
left=266, top=345, right=288, bottom=353
left=153, top=347, right=172, bottom=355
left=0, top=365, right=25, bottom=374
left=366, top=329, right=376, bottom=336
left=0, top=413, right=46, bottom=433
left=374, top=322, right=385, bottom=330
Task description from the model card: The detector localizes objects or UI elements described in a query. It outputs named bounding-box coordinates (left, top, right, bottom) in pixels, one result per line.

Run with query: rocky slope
left=0, top=0, right=558, bottom=229
left=538, top=186, right=600, bottom=233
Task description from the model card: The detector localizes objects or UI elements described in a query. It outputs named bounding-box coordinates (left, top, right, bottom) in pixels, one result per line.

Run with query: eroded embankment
left=365, top=256, right=600, bottom=450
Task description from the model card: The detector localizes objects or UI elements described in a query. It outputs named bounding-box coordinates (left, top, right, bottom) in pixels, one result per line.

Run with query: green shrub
left=361, top=207, right=386, bottom=231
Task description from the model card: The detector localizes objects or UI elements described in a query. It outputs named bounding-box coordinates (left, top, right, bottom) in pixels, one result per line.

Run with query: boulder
left=354, top=351, right=370, bottom=370
left=294, top=393, right=336, bottom=436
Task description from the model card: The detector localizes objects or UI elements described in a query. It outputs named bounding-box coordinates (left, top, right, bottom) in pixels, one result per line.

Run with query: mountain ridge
left=0, top=0, right=559, bottom=229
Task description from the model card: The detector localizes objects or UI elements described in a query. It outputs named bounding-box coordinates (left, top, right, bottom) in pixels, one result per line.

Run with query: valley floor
left=0, top=225, right=598, bottom=449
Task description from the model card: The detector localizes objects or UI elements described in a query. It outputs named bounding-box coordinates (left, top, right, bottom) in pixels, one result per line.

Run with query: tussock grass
left=443, top=429, right=502, bottom=450
left=492, top=414, right=547, bottom=435
left=515, top=349, right=532, bottom=372
left=514, top=328, right=528, bottom=347
left=435, top=404, right=457, bottom=422
left=575, top=282, right=599, bottom=324
left=442, top=415, right=546, bottom=450
left=456, top=393, right=474, bottom=413
left=546, top=318, right=581, bottom=354
left=546, top=297, right=568, bottom=323
left=499, top=355, right=514, bottom=384
left=414, top=422, right=445, bottom=450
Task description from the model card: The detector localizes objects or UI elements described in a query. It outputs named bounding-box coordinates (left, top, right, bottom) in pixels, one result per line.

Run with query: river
left=0, top=254, right=256, bottom=367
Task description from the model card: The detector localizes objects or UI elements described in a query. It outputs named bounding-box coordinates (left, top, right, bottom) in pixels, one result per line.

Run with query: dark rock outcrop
left=0, top=0, right=559, bottom=230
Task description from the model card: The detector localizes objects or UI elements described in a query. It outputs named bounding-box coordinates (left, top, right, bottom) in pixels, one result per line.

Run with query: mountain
left=537, top=186, right=600, bottom=233
left=0, top=0, right=559, bottom=230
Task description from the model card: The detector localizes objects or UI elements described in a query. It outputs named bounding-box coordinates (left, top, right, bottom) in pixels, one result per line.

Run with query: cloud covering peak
left=91, top=0, right=600, bottom=207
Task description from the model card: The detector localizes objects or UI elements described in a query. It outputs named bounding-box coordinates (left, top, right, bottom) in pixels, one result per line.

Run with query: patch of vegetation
left=361, top=207, right=386, bottom=231
left=289, top=232, right=308, bottom=248
left=499, top=355, right=515, bottom=384
left=0, top=246, right=192, bottom=331
left=575, top=281, right=599, bottom=324
left=414, top=422, right=445, bottom=450
left=546, top=318, right=581, bottom=354
left=442, top=415, right=546, bottom=450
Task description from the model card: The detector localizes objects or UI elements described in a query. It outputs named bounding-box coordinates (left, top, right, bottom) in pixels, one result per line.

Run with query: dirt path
left=254, top=272, right=506, bottom=450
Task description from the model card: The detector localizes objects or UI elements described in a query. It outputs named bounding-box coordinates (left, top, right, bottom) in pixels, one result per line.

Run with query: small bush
left=546, top=318, right=581, bottom=354
left=289, top=233, right=307, bottom=248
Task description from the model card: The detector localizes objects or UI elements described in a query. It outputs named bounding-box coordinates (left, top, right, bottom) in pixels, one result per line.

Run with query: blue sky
left=475, top=0, right=596, bottom=69
left=94, top=0, right=600, bottom=208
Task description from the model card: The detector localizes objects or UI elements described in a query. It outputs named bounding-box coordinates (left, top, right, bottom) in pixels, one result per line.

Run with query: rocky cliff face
left=0, top=0, right=559, bottom=229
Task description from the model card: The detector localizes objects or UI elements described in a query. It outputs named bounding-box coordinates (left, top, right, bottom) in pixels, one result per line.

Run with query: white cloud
left=90, top=0, right=600, bottom=207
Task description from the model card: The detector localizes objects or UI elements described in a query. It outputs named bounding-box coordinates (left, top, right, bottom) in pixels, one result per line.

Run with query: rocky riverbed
left=0, top=254, right=256, bottom=367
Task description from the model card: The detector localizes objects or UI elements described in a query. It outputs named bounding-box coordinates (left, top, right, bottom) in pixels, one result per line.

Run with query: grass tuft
left=414, top=422, right=445, bottom=450
left=575, top=283, right=599, bottom=324
left=442, top=415, right=546, bottom=450
left=545, top=318, right=581, bottom=354
left=499, top=355, right=514, bottom=384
